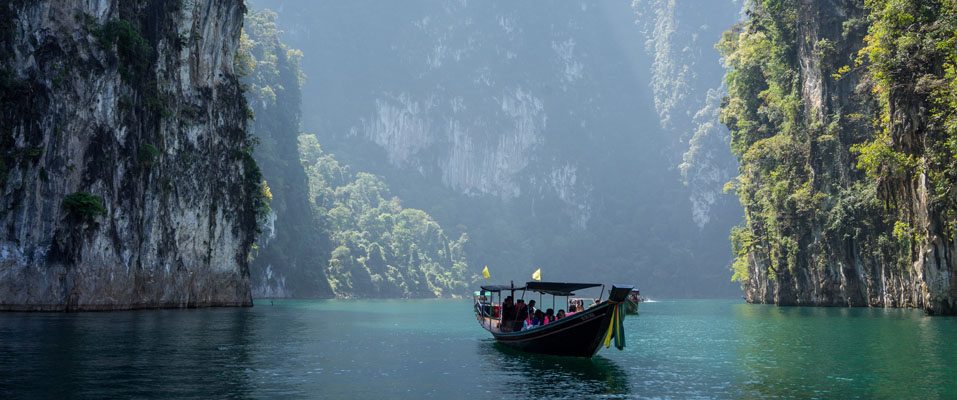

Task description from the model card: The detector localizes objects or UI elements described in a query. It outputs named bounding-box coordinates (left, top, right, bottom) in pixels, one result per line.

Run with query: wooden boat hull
left=490, top=302, right=616, bottom=358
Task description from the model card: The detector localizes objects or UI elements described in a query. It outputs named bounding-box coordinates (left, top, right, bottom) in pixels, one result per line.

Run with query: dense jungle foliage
left=298, top=135, right=471, bottom=297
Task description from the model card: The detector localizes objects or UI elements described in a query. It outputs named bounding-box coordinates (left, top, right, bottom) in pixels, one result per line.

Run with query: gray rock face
left=632, top=0, right=741, bottom=228
left=0, top=1, right=256, bottom=310
left=631, top=0, right=738, bottom=228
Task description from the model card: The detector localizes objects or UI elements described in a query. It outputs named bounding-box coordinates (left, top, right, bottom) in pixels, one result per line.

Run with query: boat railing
left=474, top=294, right=501, bottom=332
left=569, top=297, right=599, bottom=311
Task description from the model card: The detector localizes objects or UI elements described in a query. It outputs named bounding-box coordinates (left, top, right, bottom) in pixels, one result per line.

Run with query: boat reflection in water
left=477, top=339, right=630, bottom=397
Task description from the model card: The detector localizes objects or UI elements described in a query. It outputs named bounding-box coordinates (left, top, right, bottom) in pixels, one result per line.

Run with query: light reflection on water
left=0, top=299, right=954, bottom=399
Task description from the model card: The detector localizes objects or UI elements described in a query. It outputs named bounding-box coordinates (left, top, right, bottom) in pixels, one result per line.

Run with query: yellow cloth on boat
left=603, top=306, right=615, bottom=348
left=604, top=303, right=626, bottom=350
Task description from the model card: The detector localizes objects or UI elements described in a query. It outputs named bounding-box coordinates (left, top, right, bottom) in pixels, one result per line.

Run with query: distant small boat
left=474, top=281, right=632, bottom=358
left=624, top=289, right=643, bottom=315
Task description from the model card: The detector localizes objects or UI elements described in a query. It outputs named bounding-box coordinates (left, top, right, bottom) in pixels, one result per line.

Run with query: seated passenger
left=544, top=308, right=555, bottom=324
left=556, top=309, right=566, bottom=319
left=566, top=304, right=577, bottom=315
left=533, top=309, right=545, bottom=326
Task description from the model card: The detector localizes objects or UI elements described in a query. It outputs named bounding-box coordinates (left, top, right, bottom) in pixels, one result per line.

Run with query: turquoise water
left=1, top=299, right=954, bottom=399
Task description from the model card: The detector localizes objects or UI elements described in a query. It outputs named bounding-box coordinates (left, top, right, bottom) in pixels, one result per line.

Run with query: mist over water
left=2, top=300, right=953, bottom=399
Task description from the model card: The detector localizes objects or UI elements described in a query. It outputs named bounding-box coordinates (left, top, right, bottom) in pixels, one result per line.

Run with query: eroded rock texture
left=723, top=0, right=956, bottom=314
left=0, top=1, right=257, bottom=310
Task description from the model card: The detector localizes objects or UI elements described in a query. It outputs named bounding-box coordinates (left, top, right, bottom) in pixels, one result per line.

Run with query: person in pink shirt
left=544, top=308, right=555, bottom=324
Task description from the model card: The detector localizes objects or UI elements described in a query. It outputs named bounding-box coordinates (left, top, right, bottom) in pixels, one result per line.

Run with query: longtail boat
left=473, top=281, right=631, bottom=357
left=624, top=289, right=643, bottom=315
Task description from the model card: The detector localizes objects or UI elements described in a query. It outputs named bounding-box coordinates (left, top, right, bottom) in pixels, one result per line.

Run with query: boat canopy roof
left=525, top=281, right=602, bottom=296
left=480, top=284, right=527, bottom=292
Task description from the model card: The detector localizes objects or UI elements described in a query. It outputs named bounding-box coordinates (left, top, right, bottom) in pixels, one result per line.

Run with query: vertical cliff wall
left=240, top=10, right=332, bottom=298
left=722, top=0, right=956, bottom=314
left=0, top=1, right=258, bottom=310
left=632, top=0, right=741, bottom=228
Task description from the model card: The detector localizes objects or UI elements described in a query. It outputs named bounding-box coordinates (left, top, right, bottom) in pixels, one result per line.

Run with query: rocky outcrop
left=0, top=1, right=258, bottom=310
left=722, top=0, right=956, bottom=314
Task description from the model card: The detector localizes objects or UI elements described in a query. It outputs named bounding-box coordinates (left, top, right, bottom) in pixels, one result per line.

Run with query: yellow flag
left=531, top=268, right=542, bottom=281
left=482, top=265, right=490, bottom=279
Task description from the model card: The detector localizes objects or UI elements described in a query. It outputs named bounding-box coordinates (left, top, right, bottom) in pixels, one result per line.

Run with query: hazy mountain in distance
left=254, top=0, right=742, bottom=297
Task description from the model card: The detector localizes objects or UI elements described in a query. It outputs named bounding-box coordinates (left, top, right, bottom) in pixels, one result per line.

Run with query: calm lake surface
left=1, top=299, right=954, bottom=399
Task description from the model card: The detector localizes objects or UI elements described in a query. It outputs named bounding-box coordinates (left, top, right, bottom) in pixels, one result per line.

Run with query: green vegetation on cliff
left=299, top=136, right=471, bottom=297
left=92, top=18, right=152, bottom=81
left=720, top=0, right=956, bottom=313
left=856, top=0, right=957, bottom=236
left=241, top=9, right=329, bottom=297
left=62, top=192, right=106, bottom=221
left=242, top=10, right=472, bottom=298
left=720, top=0, right=853, bottom=288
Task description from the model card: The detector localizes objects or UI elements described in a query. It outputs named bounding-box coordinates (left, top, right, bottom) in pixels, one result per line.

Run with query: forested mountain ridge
left=722, top=0, right=956, bottom=314
left=243, top=10, right=472, bottom=298
left=0, top=1, right=258, bottom=309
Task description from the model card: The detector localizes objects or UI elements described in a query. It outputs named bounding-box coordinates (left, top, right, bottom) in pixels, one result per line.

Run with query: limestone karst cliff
left=632, top=0, right=741, bottom=228
left=722, top=0, right=956, bottom=314
left=256, top=0, right=744, bottom=297
left=0, top=1, right=260, bottom=309
left=241, top=10, right=473, bottom=298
